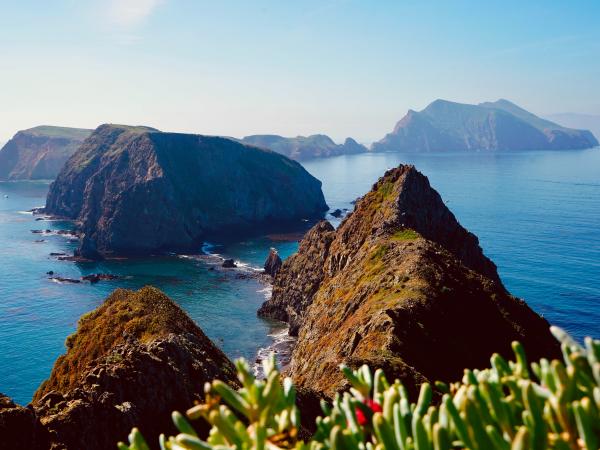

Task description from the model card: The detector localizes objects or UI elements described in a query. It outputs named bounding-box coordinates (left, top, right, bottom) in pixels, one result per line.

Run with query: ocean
left=1, top=148, right=599, bottom=405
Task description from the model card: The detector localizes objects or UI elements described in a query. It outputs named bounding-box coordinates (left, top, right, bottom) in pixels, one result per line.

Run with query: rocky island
left=240, top=134, right=367, bottom=160
left=45, top=124, right=328, bottom=259
left=0, top=286, right=237, bottom=449
left=0, top=126, right=91, bottom=180
left=259, top=164, right=560, bottom=399
left=372, top=99, right=598, bottom=152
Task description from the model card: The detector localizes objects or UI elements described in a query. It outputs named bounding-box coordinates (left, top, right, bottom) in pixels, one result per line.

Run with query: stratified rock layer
left=45, top=124, right=328, bottom=259
left=0, top=286, right=236, bottom=450
left=372, top=99, right=598, bottom=152
left=0, top=126, right=91, bottom=180
left=260, top=165, right=560, bottom=398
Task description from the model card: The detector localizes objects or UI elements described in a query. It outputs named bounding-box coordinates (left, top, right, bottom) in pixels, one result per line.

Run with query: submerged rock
left=259, top=164, right=560, bottom=398
left=45, top=124, right=328, bottom=259
left=263, top=248, right=282, bottom=277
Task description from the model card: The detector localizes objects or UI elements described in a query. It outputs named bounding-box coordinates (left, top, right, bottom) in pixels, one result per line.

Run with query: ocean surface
left=1, top=148, right=599, bottom=404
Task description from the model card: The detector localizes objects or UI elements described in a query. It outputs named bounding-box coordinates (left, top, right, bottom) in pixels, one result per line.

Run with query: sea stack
left=44, top=124, right=328, bottom=259
left=263, top=248, right=283, bottom=277
left=12, top=286, right=237, bottom=449
left=0, top=126, right=91, bottom=180
left=259, top=165, right=560, bottom=398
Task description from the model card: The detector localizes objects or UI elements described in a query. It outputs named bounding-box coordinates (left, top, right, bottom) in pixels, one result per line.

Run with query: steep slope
left=0, top=126, right=91, bottom=180
left=259, top=165, right=559, bottom=398
left=45, top=124, right=328, bottom=259
left=241, top=134, right=367, bottom=160
left=372, top=99, right=598, bottom=152
left=544, top=112, right=600, bottom=143
left=19, top=286, right=237, bottom=450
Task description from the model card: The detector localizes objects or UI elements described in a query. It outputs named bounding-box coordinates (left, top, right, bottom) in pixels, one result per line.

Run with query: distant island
left=239, top=134, right=367, bottom=160
left=0, top=126, right=91, bottom=180
left=44, top=124, right=328, bottom=259
left=372, top=99, right=599, bottom=152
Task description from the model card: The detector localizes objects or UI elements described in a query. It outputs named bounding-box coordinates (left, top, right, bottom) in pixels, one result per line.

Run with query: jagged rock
left=260, top=164, right=560, bottom=399
left=330, top=208, right=343, bottom=218
left=19, top=286, right=238, bottom=449
left=45, top=124, right=328, bottom=259
left=0, top=126, right=92, bottom=180
left=263, top=248, right=282, bottom=277
left=258, top=221, right=335, bottom=335
left=0, top=394, right=49, bottom=449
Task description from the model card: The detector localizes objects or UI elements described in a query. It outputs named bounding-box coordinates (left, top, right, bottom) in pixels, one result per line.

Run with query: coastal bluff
left=45, top=124, right=328, bottom=259
left=0, top=126, right=91, bottom=180
left=259, top=164, right=560, bottom=398
left=0, top=286, right=237, bottom=450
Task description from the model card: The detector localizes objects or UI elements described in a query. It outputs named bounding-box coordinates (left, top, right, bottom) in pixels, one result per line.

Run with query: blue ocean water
left=1, top=148, right=599, bottom=404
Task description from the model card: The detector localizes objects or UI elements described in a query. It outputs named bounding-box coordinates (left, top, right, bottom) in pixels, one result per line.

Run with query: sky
left=0, top=0, right=599, bottom=143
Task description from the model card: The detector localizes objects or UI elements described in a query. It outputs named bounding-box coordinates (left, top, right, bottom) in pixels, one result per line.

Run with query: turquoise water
left=1, top=148, right=599, bottom=404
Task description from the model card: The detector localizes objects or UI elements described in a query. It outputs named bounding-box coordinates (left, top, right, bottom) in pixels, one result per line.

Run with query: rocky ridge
left=0, top=126, right=91, bottom=180
left=0, top=286, right=237, bottom=450
left=240, top=134, right=367, bottom=160
left=372, top=99, right=598, bottom=152
left=45, top=124, right=328, bottom=259
left=259, top=164, right=560, bottom=398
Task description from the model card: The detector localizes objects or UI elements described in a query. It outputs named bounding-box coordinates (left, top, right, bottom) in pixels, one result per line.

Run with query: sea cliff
left=0, top=126, right=91, bottom=180
left=259, top=165, right=560, bottom=398
left=45, top=124, right=328, bottom=259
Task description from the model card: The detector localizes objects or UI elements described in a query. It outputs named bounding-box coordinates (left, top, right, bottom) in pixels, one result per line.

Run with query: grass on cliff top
left=25, top=126, right=92, bottom=140
left=390, top=228, right=420, bottom=241
left=34, top=286, right=201, bottom=400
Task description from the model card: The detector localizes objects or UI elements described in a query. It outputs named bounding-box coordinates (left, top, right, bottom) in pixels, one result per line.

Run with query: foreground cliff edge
left=0, top=286, right=237, bottom=449
left=44, top=124, right=328, bottom=259
left=259, top=164, right=560, bottom=398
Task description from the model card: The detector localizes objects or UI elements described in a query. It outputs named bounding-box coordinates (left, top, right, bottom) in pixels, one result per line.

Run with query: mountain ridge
left=373, top=99, right=598, bottom=152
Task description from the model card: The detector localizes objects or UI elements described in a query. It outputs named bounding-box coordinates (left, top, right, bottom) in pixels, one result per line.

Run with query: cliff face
left=372, top=99, right=599, bottom=152
left=45, top=124, right=328, bottom=259
left=241, top=134, right=367, bottom=160
left=2, top=286, right=237, bottom=450
left=260, top=165, right=560, bottom=398
left=0, top=126, right=91, bottom=180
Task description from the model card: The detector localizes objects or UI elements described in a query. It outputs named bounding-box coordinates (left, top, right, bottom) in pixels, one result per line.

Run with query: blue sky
left=0, top=0, right=599, bottom=142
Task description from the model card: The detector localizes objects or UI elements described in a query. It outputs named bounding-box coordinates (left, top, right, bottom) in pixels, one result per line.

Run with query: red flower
left=352, top=399, right=382, bottom=426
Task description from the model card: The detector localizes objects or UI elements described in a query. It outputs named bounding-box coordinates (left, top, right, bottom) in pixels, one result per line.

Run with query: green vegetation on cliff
left=119, top=327, right=600, bottom=450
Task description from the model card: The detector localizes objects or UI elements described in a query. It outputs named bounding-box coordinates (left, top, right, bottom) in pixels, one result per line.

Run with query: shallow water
left=1, top=148, right=599, bottom=404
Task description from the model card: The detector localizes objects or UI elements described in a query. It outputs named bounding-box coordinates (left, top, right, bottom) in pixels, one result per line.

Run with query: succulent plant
left=118, top=326, right=600, bottom=450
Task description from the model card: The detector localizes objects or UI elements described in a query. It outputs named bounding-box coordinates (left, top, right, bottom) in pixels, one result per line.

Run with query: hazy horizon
left=1, top=0, right=599, bottom=143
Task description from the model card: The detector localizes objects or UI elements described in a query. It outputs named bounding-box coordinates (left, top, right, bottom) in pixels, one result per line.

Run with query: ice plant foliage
left=118, top=327, right=600, bottom=449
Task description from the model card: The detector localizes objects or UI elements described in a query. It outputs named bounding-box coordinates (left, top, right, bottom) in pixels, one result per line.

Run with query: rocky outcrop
left=0, top=126, right=91, bottom=180
left=260, top=165, right=560, bottom=398
left=0, top=286, right=237, bottom=450
left=45, top=124, right=328, bottom=259
left=372, top=99, right=598, bottom=152
left=240, top=134, right=367, bottom=160
left=0, top=395, right=49, bottom=449
left=263, top=248, right=282, bottom=277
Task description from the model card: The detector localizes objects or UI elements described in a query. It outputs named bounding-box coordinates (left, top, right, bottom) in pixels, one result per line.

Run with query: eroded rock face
left=261, top=165, right=560, bottom=398
left=258, top=221, right=335, bottom=335
left=0, top=126, right=91, bottom=180
left=0, top=286, right=237, bottom=450
left=45, top=124, right=328, bottom=259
